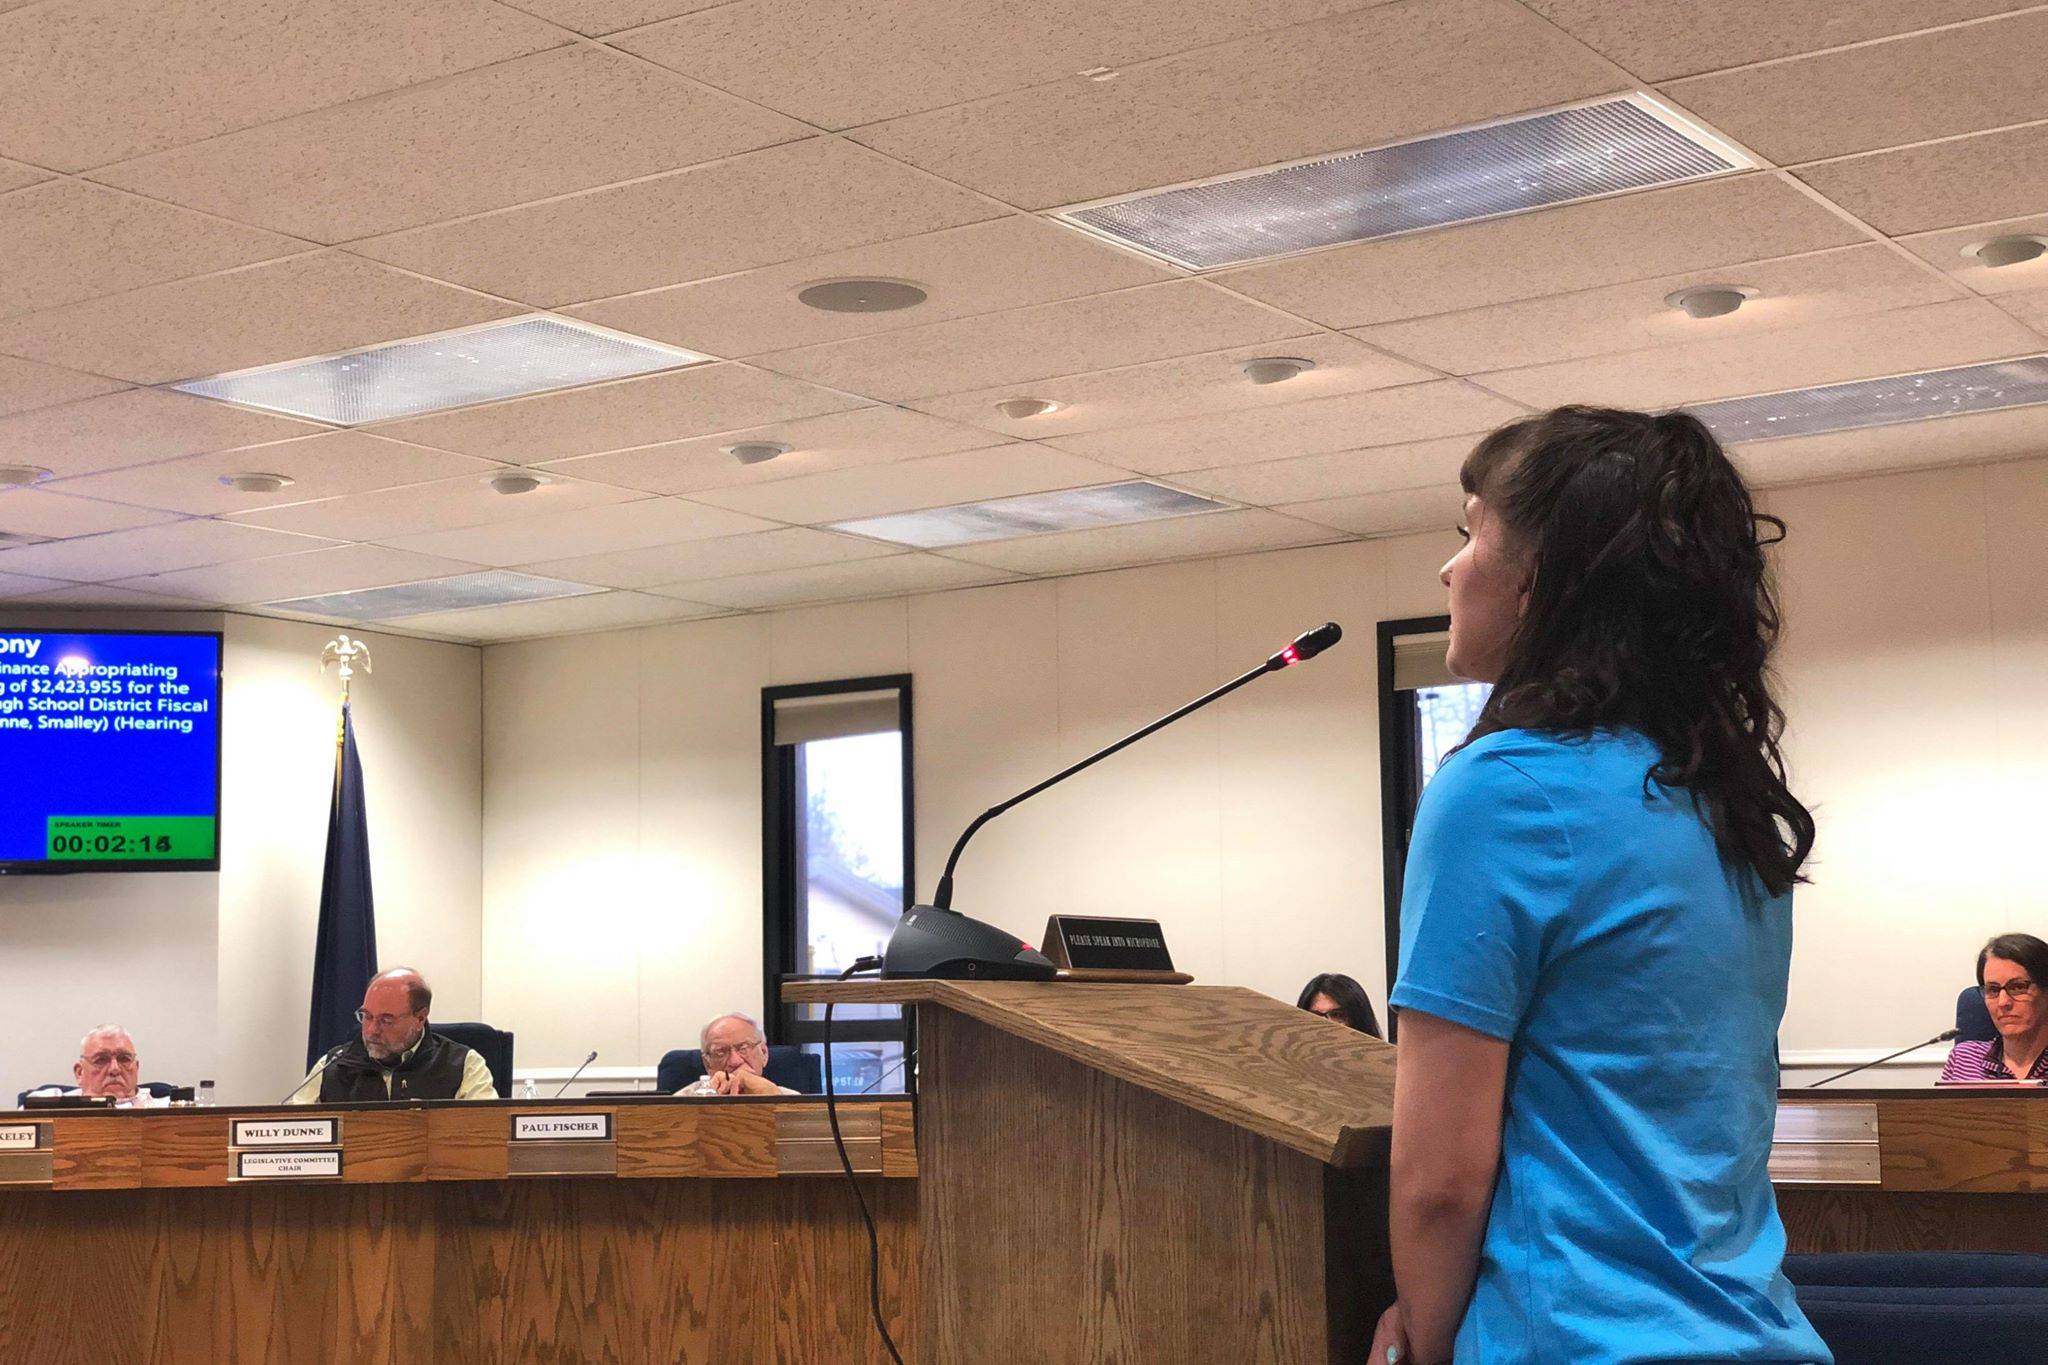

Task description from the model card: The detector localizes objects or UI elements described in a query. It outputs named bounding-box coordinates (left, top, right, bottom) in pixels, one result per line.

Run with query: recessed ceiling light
left=1688, top=354, right=2048, bottom=443
left=1666, top=286, right=1750, bottom=319
left=172, top=316, right=710, bottom=425
left=0, top=463, right=53, bottom=487
left=1241, top=356, right=1315, bottom=385
left=487, top=471, right=548, bottom=496
left=217, top=471, right=295, bottom=494
left=1968, top=236, right=2048, bottom=268
left=1054, top=92, right=1751, bottom=270
left=726, top=441, right=791, bottom=465
left=995, top=397, right=1060, bottom=420
left=832, top=480, right=1229, bottom=547
left=796, top=279, right=928, bottom=313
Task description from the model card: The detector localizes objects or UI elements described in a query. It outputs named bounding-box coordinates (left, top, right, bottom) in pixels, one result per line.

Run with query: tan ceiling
left=0, top=0, right=2045, bottom=641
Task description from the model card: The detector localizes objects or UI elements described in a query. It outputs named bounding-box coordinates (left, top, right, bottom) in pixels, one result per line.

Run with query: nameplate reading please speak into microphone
left=511, top=1113, right=612, bottom=1142
left=1042, top=915, right=1176, bottom=972
left=236, top=1150, right=343, bottom=1180
left=232, top=1117, right=339, bottom=1147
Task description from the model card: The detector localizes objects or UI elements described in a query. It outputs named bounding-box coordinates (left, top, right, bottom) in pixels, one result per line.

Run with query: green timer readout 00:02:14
left=45, top=816, right=216, bottom=860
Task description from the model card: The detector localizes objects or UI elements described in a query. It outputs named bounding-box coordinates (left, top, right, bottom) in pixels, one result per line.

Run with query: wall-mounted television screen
left=0, top=628, right=223, bottom=874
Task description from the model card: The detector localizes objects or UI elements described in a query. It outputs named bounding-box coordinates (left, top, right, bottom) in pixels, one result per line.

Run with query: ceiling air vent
left=832, top=480, right=1228, bottom=548
left=174, top=316, right=710, bottom=425
left=1687, top=354, right=2048, bottom=443
left=1055, top=93, right=1752, bottom=270
left=269, top=571, right=600, bottom=621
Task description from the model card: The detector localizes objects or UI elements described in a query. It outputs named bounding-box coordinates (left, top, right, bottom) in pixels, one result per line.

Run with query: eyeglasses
left=1983, top=980, right=2038, bottom=1002
left=704, top=1040, right=764, bottom=1062
left=82, top=1051, right=136, bottom=1067
left=1309, top=1007, right=1351, bottom=1025
left=354, top=1009, right=417, bottom=1029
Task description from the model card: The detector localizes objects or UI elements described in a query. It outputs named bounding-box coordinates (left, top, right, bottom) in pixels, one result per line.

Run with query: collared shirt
left=284, top=1032, right=497, bottom=1104
left=674, top=1073, right=797, bottom=1097
left=1939, top=1036, right=2048, bottom=1082
left=24, top=1086, right=170, bottom=1108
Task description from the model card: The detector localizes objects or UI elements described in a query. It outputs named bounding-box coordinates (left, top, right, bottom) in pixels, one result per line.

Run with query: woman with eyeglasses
left=1370, top=408, right=1829, bottom=1365
left=1296, top=973, right=1383, bottom=1040
left=1941, top=933, right=2048, bottom=1083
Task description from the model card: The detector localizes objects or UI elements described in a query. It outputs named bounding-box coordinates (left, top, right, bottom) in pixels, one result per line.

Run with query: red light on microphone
left=1279, top=645, right=1300, bottom=666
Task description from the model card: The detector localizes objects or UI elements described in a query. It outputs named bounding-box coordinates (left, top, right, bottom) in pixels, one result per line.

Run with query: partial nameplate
left=1041, top=914, right=1176, bottom=972
left=232, top=1117, right=339, bottom=1148
left=511, top=1112, right=612, bottom=1142
left=0, top=1122, right=46, bottom=1152
left=235, top=1149, right=343, bottom=1181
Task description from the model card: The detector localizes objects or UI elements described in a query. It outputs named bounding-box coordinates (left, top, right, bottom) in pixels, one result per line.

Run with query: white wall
left=480, top=454, right=2048, bottom=1088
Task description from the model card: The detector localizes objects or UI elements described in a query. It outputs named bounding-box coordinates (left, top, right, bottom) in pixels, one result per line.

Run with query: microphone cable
left=824, top=955, right=903, bottom=1365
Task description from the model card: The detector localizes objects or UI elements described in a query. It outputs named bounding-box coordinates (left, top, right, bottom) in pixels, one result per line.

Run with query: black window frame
left=761, top=673, right=915, bottom=1056
left=1376, top=614, right=1452, bottom=1042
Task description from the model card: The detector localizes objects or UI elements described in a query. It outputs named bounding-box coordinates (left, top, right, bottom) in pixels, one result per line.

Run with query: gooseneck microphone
left=882, top=623, right=1343, bottom=979
left=553, top=1050, right=599, bottom=1098
left=1806, top=1029, right=1958, bottom=1088
left=281, top=1047, right=342, bottom=1105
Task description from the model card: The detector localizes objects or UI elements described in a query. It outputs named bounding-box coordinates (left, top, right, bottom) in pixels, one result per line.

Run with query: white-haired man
left=674, top=1013, right=798, bottom=1097
left=24, top=1025, right=168, bottom=1107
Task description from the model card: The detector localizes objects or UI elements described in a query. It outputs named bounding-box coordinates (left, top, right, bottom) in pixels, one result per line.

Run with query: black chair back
left=432, top=1022, right=514, bottom=1098
left=1786, top=1252, right=2048, bottom=1363
left=1956, top=985, right=1996, bottom=1042
left=657, top=1045, right=822, bottom=1094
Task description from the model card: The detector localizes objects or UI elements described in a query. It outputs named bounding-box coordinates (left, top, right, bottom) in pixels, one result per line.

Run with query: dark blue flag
left=306, top=702, right=377, bottom=1069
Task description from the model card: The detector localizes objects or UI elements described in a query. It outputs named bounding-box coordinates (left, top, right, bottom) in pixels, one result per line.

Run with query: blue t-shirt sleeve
left=1390, top=742, right=1574, bottom=1042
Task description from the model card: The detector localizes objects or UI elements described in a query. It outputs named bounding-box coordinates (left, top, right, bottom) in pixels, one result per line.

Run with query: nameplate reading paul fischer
left=232, top=1117, right=339, bottom=1148
left=511, top=1113, right=612, bottom=1142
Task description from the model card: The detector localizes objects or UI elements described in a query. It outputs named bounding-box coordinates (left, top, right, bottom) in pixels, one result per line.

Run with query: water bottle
left=196, top=1079, right=215, bottom=1108
left=519, top=1076, right=538, bottom=1101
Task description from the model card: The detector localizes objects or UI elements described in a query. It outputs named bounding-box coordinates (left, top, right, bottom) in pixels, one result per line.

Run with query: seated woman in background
left=1941, top=933, right=2048, bottom=1083
left=1296, top=972, right=1382, bottom=1040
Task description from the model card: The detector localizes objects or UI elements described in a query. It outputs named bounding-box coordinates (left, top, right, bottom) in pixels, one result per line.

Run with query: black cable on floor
left=825, top=956, right=902, bottom=1365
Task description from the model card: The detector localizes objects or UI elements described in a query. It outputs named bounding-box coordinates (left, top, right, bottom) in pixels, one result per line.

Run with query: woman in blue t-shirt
left=1373, top=407, right=1831, bottom=1365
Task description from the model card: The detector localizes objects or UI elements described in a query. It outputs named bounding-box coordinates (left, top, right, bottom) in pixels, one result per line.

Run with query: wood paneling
left=1781, top=1188, right=2048, bottom=1255
left=1878, top=1096, right=2048, bottom=1193
left=50, top=1116, right=140, bottom=1189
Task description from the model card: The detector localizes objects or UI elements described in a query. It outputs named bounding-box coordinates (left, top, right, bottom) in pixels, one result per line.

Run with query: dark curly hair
left=1458, top=405, right=1814, bottom=896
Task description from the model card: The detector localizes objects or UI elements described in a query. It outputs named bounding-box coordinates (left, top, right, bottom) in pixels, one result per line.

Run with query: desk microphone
left=554, top=1050, right=598, bottom=1098
left=1806, top=1029, right=1958, bottom=1088
left=281, top=1046, right=342, bottom=1105
left=881, top=622, right=1343, bottom=979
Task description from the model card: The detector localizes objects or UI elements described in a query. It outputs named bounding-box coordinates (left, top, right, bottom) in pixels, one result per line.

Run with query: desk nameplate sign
left=232, top=1117, right=339, bottom=1148
left=507, top=1112, right=617, bottom=1176
left=235, top=1150, right=343, bottom=1181
left=511, top=1113, right=612, bottom=1142
left=0, top=1122, right=45, bottom=1152
left=0, top=1121, right=52, bottom=1186
left=1042, top=915, right=1177, bottom=973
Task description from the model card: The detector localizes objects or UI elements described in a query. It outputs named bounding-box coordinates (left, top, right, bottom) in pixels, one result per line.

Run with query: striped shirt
left=1939, top=1037, right=2048, bottom=1082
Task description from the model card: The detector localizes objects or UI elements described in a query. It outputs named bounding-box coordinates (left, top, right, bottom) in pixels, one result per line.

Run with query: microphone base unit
left=881, top=905, right=1057, bottom=981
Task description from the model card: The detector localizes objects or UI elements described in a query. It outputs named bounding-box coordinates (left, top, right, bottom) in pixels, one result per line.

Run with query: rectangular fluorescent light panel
left=269, top=571, right=600, bottom=622
left=1689, top=355, right=2048, bottom=444
left=173, top=316, right=710, bottom=425
left=1057, top=93, right=1750, bottom=270
left=832, top=480, right=1228, bottom=548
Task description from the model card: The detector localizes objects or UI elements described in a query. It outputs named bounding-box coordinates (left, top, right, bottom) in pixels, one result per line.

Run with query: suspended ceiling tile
left=93, top=46, right=810, bottom=244
left=1167, top=435, right=1477, bottom=504
left=1521, top=0, right=2037, bottom=82
left=662, top=553, right=1017, bottom=610
left=388, top=590, right=727, bottom=641
left=0, top=0, right=568, bottom=172
left=0, top=251, right=522, bottom=386
left=111, top=542, right=481, bottom=605
left=45, top=431, right=499, bottom=516
left=9, top=581, right=218, bottom=609
left=1731, top=403, right=2048, bottom=487
left=1999, top=287, right=2048, bottom=335
left=0, top=516, right=335, bottom=582
left=0, top=353, right=127, bottom=419
left=527, top=526, right=898, bottom=590
left=1216, top=174, right=1863, bottom=329
left=753, top=281, right=1306, bottom=403
left=939, top=507, right=1335, bottom=575
left=351, top=138, right=1003, bottom=308
left=1473, top=297, right=2047, bottom=410
left=378, top=363, right=866, bottom=465
left=1664, top=11, right=2048, bottom=165
left=1048, top=380, right=1524, bottom=474
left=687, top=443, right=1127, bottom=524
left=1795, top=123, right=2048, bottom=236
left=0, top=156, right=49, bottom=193
left=563, top=216, right=1180, bottom=359
left=378, top=497, right=779, bottom=565
left=0, top=569, right=73, bottom=598
left=1898, top=214, right=2048, bottom=295
left=0, top=388, right=326, bottom=479
left=222, top=471, right=640, bottom=543
left=503, top=0, right=732, bottom=37
left=0, top=181, right=304, bottom=320
left=850, top=0, right=1625, bottom=209
left=614, top=0, right=1379, bottom=131
left=0, top=488, right=178, bottom=539
left=538, top=406, right=1005, bottom=496
left=909, top=333, right=1434, bottom=440
left=1350, top=244, right=1964, bottom=374
left=1276, top=484, right=1465, bottom=537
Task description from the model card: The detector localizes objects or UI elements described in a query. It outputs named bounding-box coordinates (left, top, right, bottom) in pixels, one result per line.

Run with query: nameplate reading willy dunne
left=511, top=1113, right=612, bottom=1142
left=232, top=1117, right=339, bottom=1147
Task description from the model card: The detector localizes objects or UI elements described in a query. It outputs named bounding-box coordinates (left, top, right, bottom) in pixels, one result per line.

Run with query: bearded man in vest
left=286, top=967, right=496, bottom=1103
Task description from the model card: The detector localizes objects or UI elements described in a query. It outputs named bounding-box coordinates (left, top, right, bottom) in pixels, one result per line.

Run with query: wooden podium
left=785, top=979, right=1397, bottom=1363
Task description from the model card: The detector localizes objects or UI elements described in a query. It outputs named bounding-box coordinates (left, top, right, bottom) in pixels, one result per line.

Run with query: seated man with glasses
left=286, top=967, right=496, bottom=1103
left=674, top=1013, right=798, bottom=1097
left=1941, top=933, right=2048, bottom=1083
left=23, top=1025, right=170, bottom=1107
